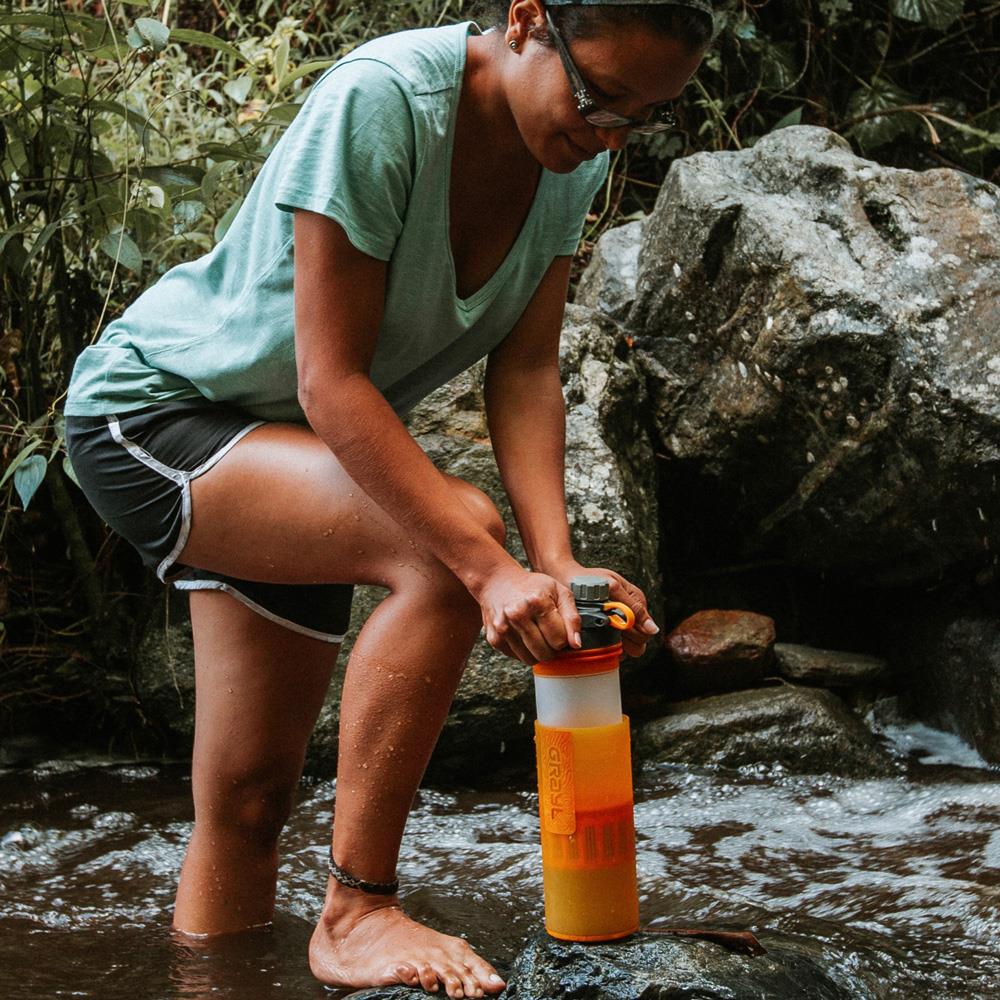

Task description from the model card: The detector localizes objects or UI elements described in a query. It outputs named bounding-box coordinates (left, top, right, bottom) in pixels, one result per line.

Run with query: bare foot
left=309, top=890, right=506, bottom=998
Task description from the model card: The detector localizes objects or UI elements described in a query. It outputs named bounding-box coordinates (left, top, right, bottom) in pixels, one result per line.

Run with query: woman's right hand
left=476, top=566, right=582, bottom=665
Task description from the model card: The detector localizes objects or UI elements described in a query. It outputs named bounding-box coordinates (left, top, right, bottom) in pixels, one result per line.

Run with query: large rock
left=575, top=219, right=642, bottom=320
left=501, top=932, right=879, bottom=1000
left=635, top=683, right=898, bottom=777
left=630, top=125, right=1000, bottom=589
left=345, top=930, right=885, bottom=999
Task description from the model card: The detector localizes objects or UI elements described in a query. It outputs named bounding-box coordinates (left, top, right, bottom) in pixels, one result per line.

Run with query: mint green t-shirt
left=65, top=22, right=609, bottom=421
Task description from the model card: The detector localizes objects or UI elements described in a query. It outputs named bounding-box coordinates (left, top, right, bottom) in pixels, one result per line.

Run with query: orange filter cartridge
left=533, top=575, right=639, bottom=942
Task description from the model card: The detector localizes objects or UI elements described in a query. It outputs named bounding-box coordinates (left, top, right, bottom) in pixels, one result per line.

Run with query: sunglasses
left=544, top=10, right=678, bottom=135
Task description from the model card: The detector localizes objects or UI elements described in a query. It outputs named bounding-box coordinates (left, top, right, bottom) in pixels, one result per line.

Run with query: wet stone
left=774, top=642, right=889, bottom=688
left=665, top=609, right=776, bottom=697
left=636, top=683, right=898, bottom=777
left=503, top=931, right=870, bottom=1000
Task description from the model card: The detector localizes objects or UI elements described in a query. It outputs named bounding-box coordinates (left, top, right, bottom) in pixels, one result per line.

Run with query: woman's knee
left=448, top=477, right=506, bottom=547
left=193, top=759, right=302, bottom=848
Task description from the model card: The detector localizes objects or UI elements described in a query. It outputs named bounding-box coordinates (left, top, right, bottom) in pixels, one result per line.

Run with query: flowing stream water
left=1, top=721, right=999, bottom=999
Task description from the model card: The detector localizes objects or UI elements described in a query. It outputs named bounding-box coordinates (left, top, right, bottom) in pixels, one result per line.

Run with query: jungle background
left=1, top=0, right=998, bottom=752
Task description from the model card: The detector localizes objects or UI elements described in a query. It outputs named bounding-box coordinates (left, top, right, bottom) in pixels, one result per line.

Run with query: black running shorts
left=65, top=399, right=354, bottom=643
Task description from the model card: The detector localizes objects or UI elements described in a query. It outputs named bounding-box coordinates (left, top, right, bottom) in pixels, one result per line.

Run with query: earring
left=509, top=39, right=518, bottom=50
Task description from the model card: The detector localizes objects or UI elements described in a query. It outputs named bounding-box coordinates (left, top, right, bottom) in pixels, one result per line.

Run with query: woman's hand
left=476, top=565, right=582, bottom=665
left=541, top=559, right=659, bottom=659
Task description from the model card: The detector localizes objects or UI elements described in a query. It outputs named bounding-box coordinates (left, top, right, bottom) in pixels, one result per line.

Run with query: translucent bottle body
left=533, top=644, right=639, bottom=941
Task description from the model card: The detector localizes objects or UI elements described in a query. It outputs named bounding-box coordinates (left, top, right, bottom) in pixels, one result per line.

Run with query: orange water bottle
left=533, top=574, right=639, bottom=942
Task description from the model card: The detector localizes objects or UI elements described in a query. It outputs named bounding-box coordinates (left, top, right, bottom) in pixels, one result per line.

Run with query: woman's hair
left=476, top=2, right=714, bottom=53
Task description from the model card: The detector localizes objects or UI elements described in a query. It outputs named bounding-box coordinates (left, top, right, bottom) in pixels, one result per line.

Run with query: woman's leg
left=178, top=423, right=508, bottom=996
left=174, top=589, right=339, bottom=934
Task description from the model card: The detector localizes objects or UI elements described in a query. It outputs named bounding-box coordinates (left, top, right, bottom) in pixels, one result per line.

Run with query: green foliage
left=0, top=0, right=996, bottom=735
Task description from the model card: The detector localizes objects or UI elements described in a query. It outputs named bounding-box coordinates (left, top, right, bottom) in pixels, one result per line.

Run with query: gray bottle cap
left=570, top=575, right=611, bottom=601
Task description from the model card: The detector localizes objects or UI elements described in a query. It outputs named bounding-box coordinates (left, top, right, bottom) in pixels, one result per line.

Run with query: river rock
left=501, top=932, right=876, bottom=1000
left=630, top=125, right=1000, bottom=590
left=574, top=219, right=642, bottom=320
left=636, top=683, right=898, bottom=777
left=345, top=930, right=874, bottom=1000
left=774, top=642, right=889, bottom=688
left=664, top=609, right=775, bottom=696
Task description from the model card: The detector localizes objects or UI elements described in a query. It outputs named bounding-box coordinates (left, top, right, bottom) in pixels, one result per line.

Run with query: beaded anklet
left=328, top=845, right=400, bottom=895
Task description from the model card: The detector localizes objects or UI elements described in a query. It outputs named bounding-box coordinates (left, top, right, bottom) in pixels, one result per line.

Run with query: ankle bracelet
left=328, top=846, right=400, bottom=896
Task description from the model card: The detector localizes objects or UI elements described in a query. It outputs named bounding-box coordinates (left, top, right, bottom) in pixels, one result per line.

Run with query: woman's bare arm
left=294, top=210, right=580, bottom=660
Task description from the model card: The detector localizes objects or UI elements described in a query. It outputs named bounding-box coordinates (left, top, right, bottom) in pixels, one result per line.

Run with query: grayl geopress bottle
left=532, top=574, right=639, bottom=941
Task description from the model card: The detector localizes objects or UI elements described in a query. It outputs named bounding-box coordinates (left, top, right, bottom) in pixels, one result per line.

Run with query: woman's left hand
left=542, top=559, right=659, bottom=659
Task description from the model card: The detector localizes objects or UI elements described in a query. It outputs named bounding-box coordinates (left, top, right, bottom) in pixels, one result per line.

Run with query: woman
left=64, top=0, right=711, bottom=994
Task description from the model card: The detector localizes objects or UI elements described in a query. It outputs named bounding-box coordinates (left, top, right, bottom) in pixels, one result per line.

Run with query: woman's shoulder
left=318, top=21, right=473, bottom=100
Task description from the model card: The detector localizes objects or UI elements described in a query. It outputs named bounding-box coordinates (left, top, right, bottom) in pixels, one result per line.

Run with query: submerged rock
left=775, top=642, right=889, bottom=688
left=636, top=683, right=898, bottom=777
left=631, top=125, right=1000, bottom=589
left=664, top=609, right=775, bottom=696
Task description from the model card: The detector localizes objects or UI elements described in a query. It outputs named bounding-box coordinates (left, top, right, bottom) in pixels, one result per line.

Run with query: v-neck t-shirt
left=65, top=22, right=610, bottom=422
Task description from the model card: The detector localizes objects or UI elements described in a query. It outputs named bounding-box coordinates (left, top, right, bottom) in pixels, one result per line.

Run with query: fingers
left=556, top=584, right=582, bottom=649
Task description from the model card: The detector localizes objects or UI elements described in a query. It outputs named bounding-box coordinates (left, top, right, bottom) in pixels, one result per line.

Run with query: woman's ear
left=508, top=0, right=545, bottom=44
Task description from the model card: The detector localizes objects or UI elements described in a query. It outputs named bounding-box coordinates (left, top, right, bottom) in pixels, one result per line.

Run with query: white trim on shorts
left=171, top=579, right=346, bottom=644
left=106, top=414, right=264, bottom=582
left=105, top=414, right=347, bottom=643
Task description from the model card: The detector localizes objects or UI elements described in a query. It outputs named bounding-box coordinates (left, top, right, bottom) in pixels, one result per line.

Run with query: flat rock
left=774, top=642, right=889, bottom=687
left=636, top=683, right=898, bottom=777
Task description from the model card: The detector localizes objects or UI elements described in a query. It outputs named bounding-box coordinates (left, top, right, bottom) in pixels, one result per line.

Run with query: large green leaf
left=197, top=140, right=266, bottom=164
left=214, top=195, right=244, bottom=242
left=100, top=229, right=143, bottom=271
left=169, top=28, right=248, bottom=64
left=0, top=438, right=44, bottom=490
left=846, top=77, right=919, bottom=149
left=891, top=0, right=964, bottom=30
left=141, top=164, right=204, bottom=189
left=276, top=59, right=334, bottom=92
left=14, top=454, right=47, bottom=510
left=128, top=17, right=170, bottom=54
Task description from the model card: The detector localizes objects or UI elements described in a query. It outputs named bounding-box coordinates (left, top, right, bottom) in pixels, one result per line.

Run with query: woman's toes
left=417, top=962, right=439, bottom=994
left=460, top=966, right=483, bottom=997
left=443, top=971, right=465, bottom=998
left=396, top=963, right=420, bottom=986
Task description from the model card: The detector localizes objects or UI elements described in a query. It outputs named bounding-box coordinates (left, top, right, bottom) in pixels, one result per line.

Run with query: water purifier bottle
left=533, top=574, right=639, bottom=941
